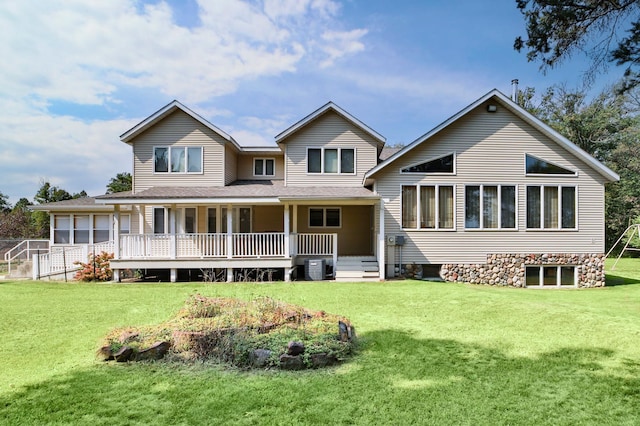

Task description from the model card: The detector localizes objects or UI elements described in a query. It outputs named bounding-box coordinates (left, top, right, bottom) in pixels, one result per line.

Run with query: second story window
left=307, top=148, right=355, bottom=174
left=254, top=158, right=275, bottom=177
left=154, top=146, right=202, bottom=173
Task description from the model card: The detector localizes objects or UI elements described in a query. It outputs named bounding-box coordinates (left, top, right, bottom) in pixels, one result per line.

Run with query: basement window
left=525, top=265, right=576, bottom=287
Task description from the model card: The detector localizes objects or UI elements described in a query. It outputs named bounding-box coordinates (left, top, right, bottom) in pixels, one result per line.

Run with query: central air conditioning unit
left=305, top=259, right=326, bottom=281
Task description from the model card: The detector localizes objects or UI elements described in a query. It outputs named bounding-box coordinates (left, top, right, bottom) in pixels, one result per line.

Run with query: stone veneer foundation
left=437, top=253, right=606, bottom=288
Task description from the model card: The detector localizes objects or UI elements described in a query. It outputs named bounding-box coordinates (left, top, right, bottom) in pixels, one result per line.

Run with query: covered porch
left=101, top=191, right=382, bottom=282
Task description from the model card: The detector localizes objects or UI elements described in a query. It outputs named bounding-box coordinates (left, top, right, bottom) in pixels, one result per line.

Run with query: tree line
left=0, top=173, right=131, bottom=239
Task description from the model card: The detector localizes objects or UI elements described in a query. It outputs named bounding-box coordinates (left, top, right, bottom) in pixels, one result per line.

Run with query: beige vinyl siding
left=376, top=102, right=608, bottom=264
left=237, top=155, right=285, bottom=180
left=253, top=206, right=284, bottom=232
left=225, top=146, right=238, bottom=185
left=296, top=205, right=373, bottom=256
left=132, top=110, right=226, bottom=192
left=284, top=111, right=379, bottom=187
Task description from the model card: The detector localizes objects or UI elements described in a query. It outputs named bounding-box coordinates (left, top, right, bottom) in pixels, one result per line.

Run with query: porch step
left=334, top=256, right=380, bottom=281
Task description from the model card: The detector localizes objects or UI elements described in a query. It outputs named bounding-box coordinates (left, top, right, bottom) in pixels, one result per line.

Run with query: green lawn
left=1, top=259, right=639, bottom=425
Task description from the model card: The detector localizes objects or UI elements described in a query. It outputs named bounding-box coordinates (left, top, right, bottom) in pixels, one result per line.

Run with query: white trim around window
left=524, top=153, right=577, bottom=177
left=525, top=265, right=577, bottom=287
left=526, top=185, right=578, bottom=230
left=400, top=152, right=456, bottom=175
left=306, top=147, right=356, bottom=175
left=308, top=207, right=341, bottom=228
left=464, top=184, right=518, bottom=230
left=153, top=146, right=203, bottom=174
left=52, top=213, right=114, bottom=245
left=253, top=158, right=276, bottom=177
left=401, top=184, right=456, bottom=231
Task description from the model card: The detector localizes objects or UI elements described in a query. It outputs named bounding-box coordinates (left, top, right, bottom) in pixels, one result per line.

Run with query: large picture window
left=465, top=185, right=516, bottom=229
left=307, top=148, right=355, bottom=174
left=154, top=146, right=202, bottom=173
left=402, top=185, right=454, bottom=230
left=527, top=185, right=576, bottom=229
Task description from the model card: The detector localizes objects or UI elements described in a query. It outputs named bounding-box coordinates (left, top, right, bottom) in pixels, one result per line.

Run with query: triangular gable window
left=402, top=153, right=454, bottom=174
left=526, top=154, right=576, bottom=175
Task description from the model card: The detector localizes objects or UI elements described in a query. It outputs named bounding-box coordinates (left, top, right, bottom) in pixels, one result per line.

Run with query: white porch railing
left=177, top=233, right=227, bottom=258
left=118, top=232, right=336, bottom=259
left=120, top=234, right=172, bottom=259
left=33, top=241, right=114, bottom=279
left=292, top=233, right=336, bottom=255
left=4, top=239, right=49, bottom=274
left=232, top=233, right=285, bottom=257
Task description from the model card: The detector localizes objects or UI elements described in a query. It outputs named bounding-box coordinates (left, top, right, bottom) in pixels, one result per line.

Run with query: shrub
left=74, top=251, right=114, bottom=282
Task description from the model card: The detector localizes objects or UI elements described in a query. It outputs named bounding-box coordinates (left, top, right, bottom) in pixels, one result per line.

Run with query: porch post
left=113, top=206, right=120, bottom=259
left=169, top=205, right=177, bottom=282
left=49, top=213, right=54, bottom=245
left=226, top=204, right=233, bottom=282
left=284, top=204, right=290, bottom=256
left=169, top=205, right=176, bottom=260
left=226, top=204, right=233, bottom=259
left=113, top=205, right=121, bottom=282
left=379, top=199, right=386, bottom=280
left=332, top=234, right=338, bottom=279
left=138, top=205, right=145, bottom=234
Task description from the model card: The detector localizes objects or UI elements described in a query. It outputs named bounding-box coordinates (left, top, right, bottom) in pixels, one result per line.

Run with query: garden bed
left=99, top=295, right=357, bottom=370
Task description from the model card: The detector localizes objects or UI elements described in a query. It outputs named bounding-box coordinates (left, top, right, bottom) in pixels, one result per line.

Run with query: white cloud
left=320, top=28, right=368, bottom=67
left=0, top=0, right=367, bottom=107
left=0, top=0, right=370, bottom=203
left=0, top=100, right=135, bottom=202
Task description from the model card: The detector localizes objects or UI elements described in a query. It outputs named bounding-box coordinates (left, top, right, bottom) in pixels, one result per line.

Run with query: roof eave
left=365, top=89, right=620, bottom=182
left=275, top=101, right=386, bottom=146
left=120, top=100, right=242, bottom=151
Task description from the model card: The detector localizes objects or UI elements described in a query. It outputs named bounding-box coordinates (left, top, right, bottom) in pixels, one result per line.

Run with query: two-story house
left=31, top=89, right=619, bottom=287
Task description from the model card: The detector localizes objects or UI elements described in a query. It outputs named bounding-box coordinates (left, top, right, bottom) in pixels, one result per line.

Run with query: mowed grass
left=1, top=259, right=639, bottom=425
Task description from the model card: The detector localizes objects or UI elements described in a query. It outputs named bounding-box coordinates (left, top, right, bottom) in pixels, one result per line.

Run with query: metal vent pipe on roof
left=511, top=79, right=519, bottom=103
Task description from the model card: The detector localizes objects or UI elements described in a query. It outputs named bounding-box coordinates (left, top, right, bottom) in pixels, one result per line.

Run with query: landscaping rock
left=310, top=352, right=337, bottom=368
left=98, top=346, right=114, bottom=361
left=339, top=321, right=355, bottom=342
left=287, top=341, right=305, bottom=355
left=114, top=346, right=134, bottom=362
left=136, top=341, right=171, bottom=361
left=279, top=354, right=304, bottom=370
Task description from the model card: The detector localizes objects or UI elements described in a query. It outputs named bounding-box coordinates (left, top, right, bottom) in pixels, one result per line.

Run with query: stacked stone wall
left=432, top=253, right=605, bottom=288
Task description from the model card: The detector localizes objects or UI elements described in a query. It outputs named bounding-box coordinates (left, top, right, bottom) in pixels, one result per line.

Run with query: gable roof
left=120, top=100, right=241, bottom=150
left=275, top=101, right=386, bottom=146
left=364, top=89, right=620, bottom=183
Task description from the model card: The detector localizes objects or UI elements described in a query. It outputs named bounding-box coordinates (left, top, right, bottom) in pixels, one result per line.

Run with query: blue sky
left=0, top=0, right=624, bottom=204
